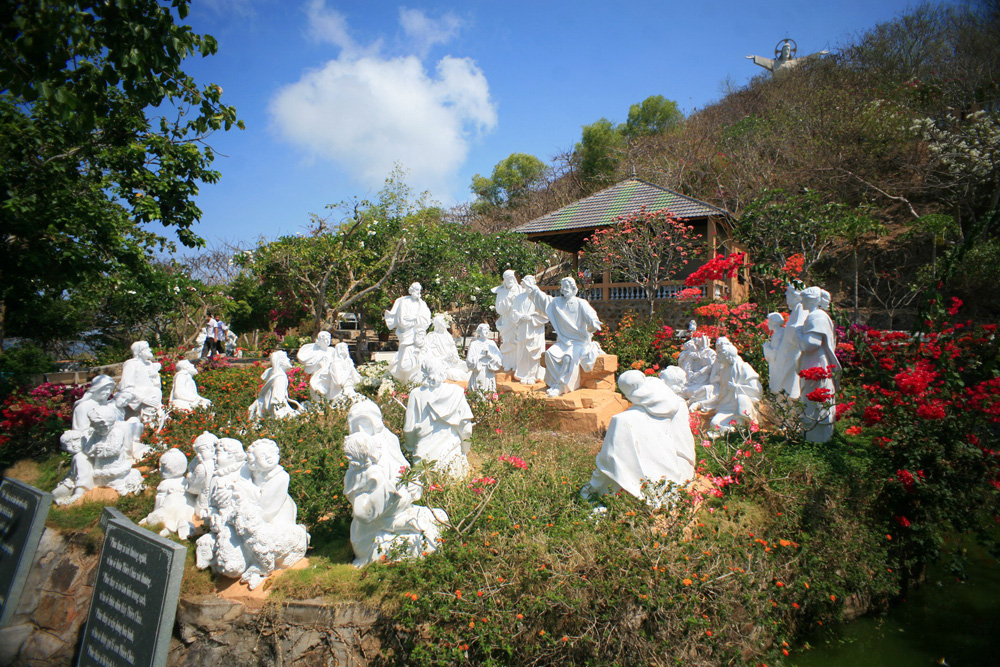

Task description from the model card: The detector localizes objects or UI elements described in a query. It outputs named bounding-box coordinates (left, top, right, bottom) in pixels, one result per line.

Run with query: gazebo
left=514, top=178, right=747, bottom=309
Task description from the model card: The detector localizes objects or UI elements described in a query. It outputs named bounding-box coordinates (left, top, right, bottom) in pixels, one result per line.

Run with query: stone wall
left=0, top=527, right=381, bottom=667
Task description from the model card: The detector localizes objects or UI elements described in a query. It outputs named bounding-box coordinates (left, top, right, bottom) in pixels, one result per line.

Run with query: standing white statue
left=797, top=287, right=841, bottom=443
left=344, top=415, right=448, bottom=567
left=582, top=370, right=695, bottom=507
left=425, top=314, right=471, bottom=382
left=509, top=275, right=548, bottom=384
left=491, top=270, right=522, bottom=371
left=169, top=359, right=212, bottom=412
left=762, top=312, right=787, bottom=393
left=297, top=331, right=336, bottom=402
left=186, top=431, right=218, bottom=518
left=694, top=338, right=762, bottom=433
left=119, top=340, right=163, bottom=424
left=527, top=277, right=603, bottom=397
left=747, top=38, right=828, bottom=74
left=385, top=282, right=432, bottom=383
left=248, top=351, right=302, bottom=420
left=768, top=285, right=808, bottom=398
left=403, top=358, right=473, bottom=478
left=139, top=449, right=196, bottom=539
left=466, top=323, right=503, bottom=394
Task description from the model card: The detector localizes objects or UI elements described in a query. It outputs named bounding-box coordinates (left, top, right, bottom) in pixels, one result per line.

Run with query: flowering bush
left=684, top=252, right=747, bottom=287
left=0, top=382, right=84, bottom=467
left=594, top=311, right=666, bottom=371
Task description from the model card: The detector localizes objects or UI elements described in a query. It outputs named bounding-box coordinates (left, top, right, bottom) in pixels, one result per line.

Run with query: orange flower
left=830, top=594, right=837, bottom=602
left=683, top=578, right=693, bottom=586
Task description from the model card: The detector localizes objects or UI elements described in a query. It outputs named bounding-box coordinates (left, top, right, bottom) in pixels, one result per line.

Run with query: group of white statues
left=138, top=434, right=309, bottom=589
left=383, top=274, right=604, bottom=398
left=763, top=285, right=840, bottom=442
left=676, top=334, right=764, bottom=434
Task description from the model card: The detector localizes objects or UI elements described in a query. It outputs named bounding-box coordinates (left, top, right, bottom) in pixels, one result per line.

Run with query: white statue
left=196, top=437, right=255, bottom=577
left=230, top=499, right=309, bottom=590
left=762, top=312, right=786, bottom=393
left=247, top=439, right=298, bottom=526
left=465, top=323, right=503, bottom=394
left=297, top=331, right=336, bottom=402
left=385, top=282, right=432, bottom=383
left=797, top=287, right=841, bottom=443
left=248, top=351, right=302, bottom=420
left=139, top=449, right=196, bottom=539
left=119, top=340, right=163, bottom=424
left=391, top=327, right=431, bottom=386
left=186, top=431, right=218, bottom=518
left=747, top=38, right=828, bottom=75
left=52, top=427, right=96, bottom=506
left=678, top=335, right=717, bottom=405
left=769, top=285, right=808, bottom=398
left=329, top=342, right=362, bottom=401
left=582, top=370, right=695, bottom=507
left=509, top=275, right=548, bottom=384
left=403, top=358, right=473, bottom=479
left=86, top=404, right=146, bottom=497
left=70, top=374, right=115, bottom=434
left=169, top=360, right=212, bottom=412
left=693, top=338, right=762, bottom=433
left=527, top=277, right=603, bottom=397
left=424, top=314, right=471, bottom=382
left=491, top=270, right=522, bottom=371
left=344, top=415, right=447, bottom=567
left=348, top=400, right=411, bottom=478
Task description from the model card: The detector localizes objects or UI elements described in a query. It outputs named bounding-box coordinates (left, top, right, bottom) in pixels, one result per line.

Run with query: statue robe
left=528, top=288, right=603, bottom=394
left=403, top=383, right=472, bottom=478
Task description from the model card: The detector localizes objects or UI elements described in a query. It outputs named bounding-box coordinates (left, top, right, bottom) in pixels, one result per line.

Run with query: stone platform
left=496, top=354, right=629, bottom=433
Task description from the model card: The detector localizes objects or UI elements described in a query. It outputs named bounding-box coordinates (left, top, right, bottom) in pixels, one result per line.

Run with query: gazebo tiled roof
left=514, top=178, right=730, bottom=253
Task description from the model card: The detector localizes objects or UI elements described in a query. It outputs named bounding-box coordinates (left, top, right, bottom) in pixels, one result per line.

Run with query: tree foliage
left=471, top=152, right=548, bottom=212
left=0, top=0, right=241, bottom=345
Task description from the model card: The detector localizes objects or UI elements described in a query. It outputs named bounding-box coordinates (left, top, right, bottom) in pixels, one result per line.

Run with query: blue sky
left=177, top=0, right=925, bottom=248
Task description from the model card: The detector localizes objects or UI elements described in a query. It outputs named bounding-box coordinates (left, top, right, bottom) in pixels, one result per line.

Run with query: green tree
left=471, top=153, right=548, bottom=211
left=0, top=0, right=242, bottom=345
left=622, top=95, right=683, bottom=139
left=827, top=207, right=886, bottom=322
left=576, top=118, right=625, bottom=188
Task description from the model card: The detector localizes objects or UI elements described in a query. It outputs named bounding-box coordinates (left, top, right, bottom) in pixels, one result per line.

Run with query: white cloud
left=399, top=7, right=463, bottom=58
left=270, top=3, right=496, bottom=199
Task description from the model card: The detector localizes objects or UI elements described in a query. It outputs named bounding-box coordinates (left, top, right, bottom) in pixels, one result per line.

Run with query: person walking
left=202, top=313, right=218, bottom=358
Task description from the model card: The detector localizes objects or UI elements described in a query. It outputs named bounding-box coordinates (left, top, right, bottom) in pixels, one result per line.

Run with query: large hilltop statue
left=747, top=39, right=828, bottom=75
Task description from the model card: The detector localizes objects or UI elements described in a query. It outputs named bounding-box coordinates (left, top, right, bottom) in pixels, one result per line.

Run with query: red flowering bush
left=0, top=382, right=85, bottom=467
left=684, top=252, right=747, bottom=287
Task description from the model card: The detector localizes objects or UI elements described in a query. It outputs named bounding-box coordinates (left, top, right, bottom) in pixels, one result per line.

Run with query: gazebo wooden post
left=602, top=270, right=611, bottom=302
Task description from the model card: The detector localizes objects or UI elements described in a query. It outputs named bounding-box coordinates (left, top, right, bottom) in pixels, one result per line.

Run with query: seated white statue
left=139, top=449, right=196, bottom=539
left=424, top=315, right=471, bottom=382
left=297, top=331, right=336, bottom=402
left=385, top=282, right=432, bottom=383
left=582, top=370, right=695, bottom=507
left=391, top=327, right=431, bottom=386
left=797, top=286, right=841, bottom=443
left=86, top=404, right=146, bottom=497
left=678, top=335, right=717, bottom=404
left=694, top=338, right=762, bottom=434
left=403, top=358, right=473, bottom=478
left=348, top=400, right=411, bottom=479
left=52, top=428, right=96, bottom=506
left=466, top=323, right=503, bottom=394
left=186, top=431, right=218, bottom=518
left=247, top=439, right=298, bottom=526
left=169, top=360, right=212, bottom=412
left=527, top=277, right=603, bottom=397
left=119, top=340, right=163, bottom=424
left=328, top=342, right=361, bottom=401
left=248, top=351, right=302, bottom=420
left=70, top=374, right=115, bottom=435
left=491, top=270, right=522, bottom=371
left=344, top=421, right=447, bottom=567
left=509, top=275, right=548, bottom=385
left=196, top=437, right=256, bottom=578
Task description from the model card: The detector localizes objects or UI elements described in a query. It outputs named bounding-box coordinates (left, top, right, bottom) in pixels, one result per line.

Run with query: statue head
left=502, top=270, right=517, bottom=287
left=785, top=284, right=802, bottom=308
left=800, top=286, right=822, bottom=311
left=766, top=312, right=785, bottom=333
left=432, top=314, right=450, bottom=332
left=83, top=375, right=116, bottom=403
left=334, top=342, right=351, bottom=358
left=819, top=289, right=831, bottom=311
left=193, top=431, right=219, bottom=459
left=781, top=41, right=792, bottom=59
left=247, top=438, right=281, bottom=475
left=270, top=350, right=291, bottom=370
left=348, top=400, right=384, bottom=437
left=343, top=431, right=379, bottom=467
left=559, top=277, right=578, bottom=298
left=475, top=323, right=491, bottom=339
left=159, top=448, right=188, bottom=479
left=215, top=437, right=247, bottom=471
left=316, top=331, right=332, bottom=348
left=617, top=369, right=647, bottom=402
left=176, top=359, right=197, bottom=376
left=659, top=366, right=687, bottom=395
left=113, top=389, right=134, bottom=410
left=521, top=274, right=537, bottom=288
left=421, top=357, right=448, bottom=388
left=414, top=327, right=428, bottom=347
left=88, top=404, right=119, bottom=434
left=408, top=282, right=423, bottom=298
left=131, top=340, right=153, bottom=362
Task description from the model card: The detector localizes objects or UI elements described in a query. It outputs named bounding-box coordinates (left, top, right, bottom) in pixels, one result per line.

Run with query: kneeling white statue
left=403, top=358, right=473, bottom=479
left=169, top=360, right=212, bottom=412
left=582, top=370, right=695, bottom=507
left=693, top=337, right=762, bottom=434
left=344, top=414, right=448, bottom=567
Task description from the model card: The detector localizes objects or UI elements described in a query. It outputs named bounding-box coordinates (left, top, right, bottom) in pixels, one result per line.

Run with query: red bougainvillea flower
left=798, top=365, right=834, bottom=381
left=805, top=387, right=834, bottom=403
left=863, top=404, right=884, bottom=426
left=947, top=297, right=963, bottom=316
left=897, top=469, right=918, bottom=492
left=835, top=401, right=856, bottom=421
left=915, top=400, right=947, bottom=420
left=845, top=426, right=863, bottom=436
left=895, top=515, right=911, bottom=528
left=894, top=365, right=938, bottom=396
